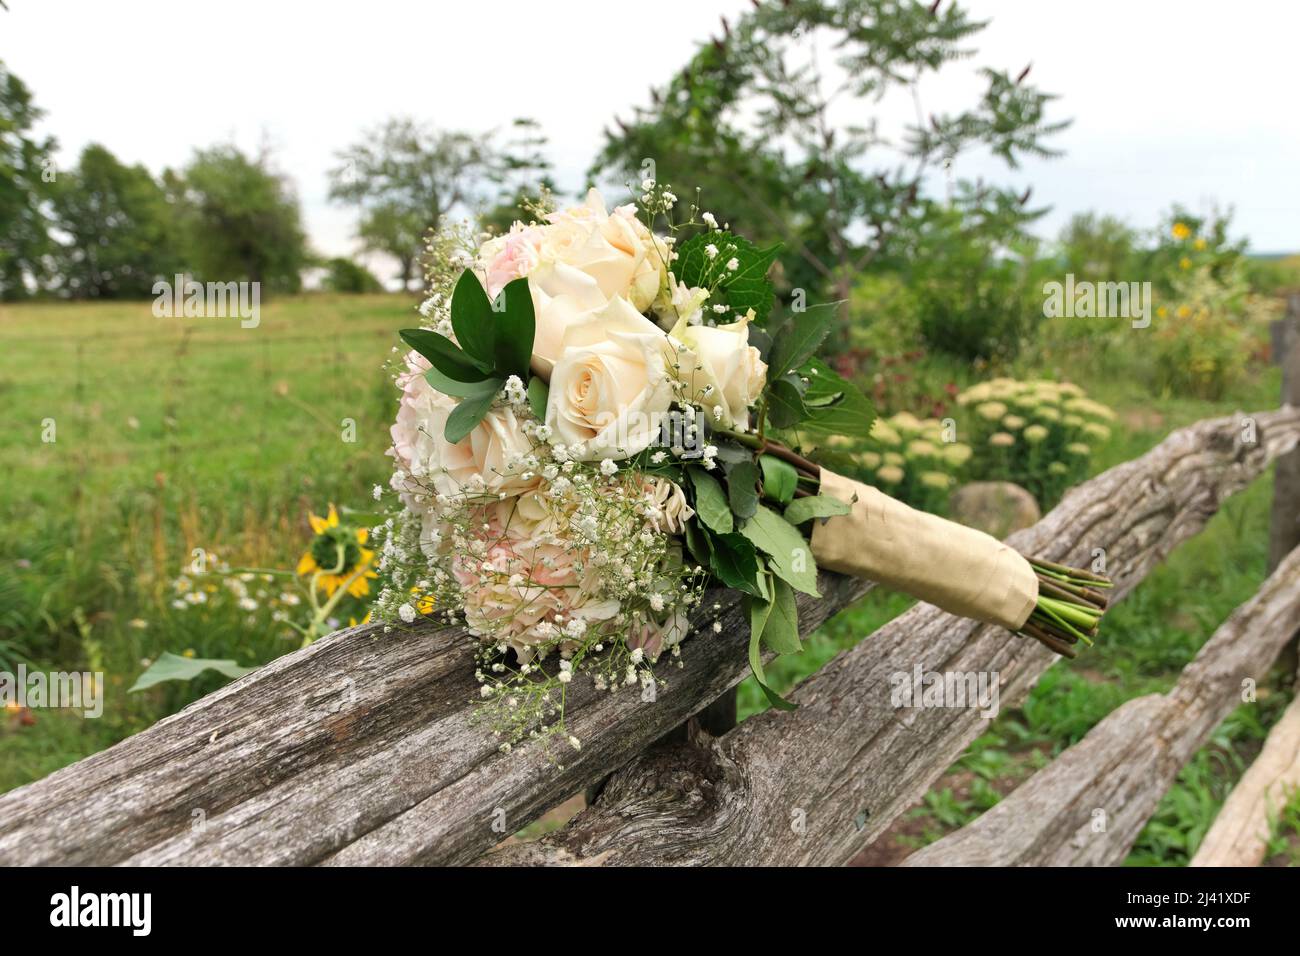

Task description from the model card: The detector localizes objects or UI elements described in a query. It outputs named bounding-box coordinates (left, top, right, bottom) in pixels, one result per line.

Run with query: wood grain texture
left=478, top=407, right=1300, bottom=865
left=904, top=544, right=1300, bottom=867
left=1190, top=689, right=1300, bottom=867
left=2, top=407, right=1296, bottom=866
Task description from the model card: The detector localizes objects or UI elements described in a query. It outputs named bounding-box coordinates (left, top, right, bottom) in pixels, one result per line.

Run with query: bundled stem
left=738, top=432, right=1114, bottom=658
left=1017, top=558, right=1113, bottom=657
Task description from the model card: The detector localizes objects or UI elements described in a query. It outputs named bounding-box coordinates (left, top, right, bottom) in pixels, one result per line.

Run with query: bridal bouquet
left=371, top=183, right=1110, bottom=752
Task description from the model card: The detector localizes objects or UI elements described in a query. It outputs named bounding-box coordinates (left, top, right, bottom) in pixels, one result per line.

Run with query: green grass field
left=0, top=294, right=410, bottom=782
left=1, top=295, right=1295, bottom=864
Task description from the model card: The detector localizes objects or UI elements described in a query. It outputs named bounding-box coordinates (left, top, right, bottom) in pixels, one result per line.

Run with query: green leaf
left=797, top=358, right=876, bottom=440
left=709, top=532, right=761, bottom=595
left=444, top=387, right=499, bottom=443
left=765, top=377, right=808, bottom=429
left=129, top=652, right=254, bottom=693
left=683, top=519, right=714, bottom=568
left=449, top=269, right=497, bottom=364
left=425, top=366, right=503, bottom=399
left=688, top=468, right=733, bottom=534
left=726, top=459, right=760, bottom=520
left=739, top=504, right=820, bottom=597
left=399, top=328, right=489, bottom=382
left=527, top=375, right=549, bottom=421
left=761, top=578, right=802, bottom=654
left=767, top=304, right=836, bottom=379
left=745, top=594, right=797, bottom=712
left=759, top=455, right=799, bottom=505
left=495, top=277, right=536, bottom=380
left=674, top=232, right=782, bottom=323
left=784, top=494, right=851, bottom=526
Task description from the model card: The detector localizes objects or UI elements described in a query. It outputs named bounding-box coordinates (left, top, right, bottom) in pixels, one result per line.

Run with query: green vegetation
left=0, top=294, right=406, bottom=791
left=738, top=349, right=1288, bottom=866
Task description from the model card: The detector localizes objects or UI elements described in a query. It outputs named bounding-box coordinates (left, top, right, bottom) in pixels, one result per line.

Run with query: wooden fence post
left=1269, top=293, right=1300, bottom=571
left=1269, top=293, right=1300, bottom=676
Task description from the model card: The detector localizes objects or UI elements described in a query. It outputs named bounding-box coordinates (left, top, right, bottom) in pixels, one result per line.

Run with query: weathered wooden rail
left=2, top=400, right=1296, bottom=867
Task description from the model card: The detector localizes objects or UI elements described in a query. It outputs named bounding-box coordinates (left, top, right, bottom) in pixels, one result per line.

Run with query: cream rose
left=389, top=352, right=538, bottom=500
left=452, top=494, right=618, bottom=662
left=477, top=192, right=671, bottom=380
left=546, top=297, right=674, bottom=461
left=541, top=189, right=670, bottom=312
left=666, top=311, right=768, bottom=430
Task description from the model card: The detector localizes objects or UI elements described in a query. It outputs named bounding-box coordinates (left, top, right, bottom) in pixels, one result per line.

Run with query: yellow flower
left=409, top=588, right=436, bottom=615
left=942, top=442, right=972, bottom=466
left=919, top=471, right=953, bottom=490
left=1176, top=304, right=1192, bottom=320
left=1193, top=237, right=1207, bottom=251
left=1179, top=256, right=1192, bottom=270
left=870, top=421, right=902, bottom=446
left=889, top=411, right=923, bottom=433
left=1156, top=305, right=1168, bottom=319
left=297, top=504, right=377, bottom=598
left=1171, top=222, right=1191, bottom=241
left=975, top=401, right=1008, bottom=421
left=1023, top=424, right=1049, bottom=444
left=989, top=432, right=1016, bottom=448
left=876, top=464, right=905, bottom=484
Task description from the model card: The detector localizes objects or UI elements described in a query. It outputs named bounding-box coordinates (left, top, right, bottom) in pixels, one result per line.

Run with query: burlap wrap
left=809, top=469, right=1038, bottom=630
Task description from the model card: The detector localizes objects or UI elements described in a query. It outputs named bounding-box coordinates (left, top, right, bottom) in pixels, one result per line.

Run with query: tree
left=0, top=60, right=57, bottom=300
left=480, top=117, right=556, bottom=234
left=171, top=144, right=307, bottom=292
left=329, top=118, right=493, bottom=291
left=322, top=256, right=383, bottom=294
left=591, top=0, right=1068, bottom=351
left=50, top=144, right=179, bottom=298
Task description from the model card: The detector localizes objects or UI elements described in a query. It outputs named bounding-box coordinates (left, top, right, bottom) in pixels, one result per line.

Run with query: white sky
left=5, top=0, right=1298, bottom=284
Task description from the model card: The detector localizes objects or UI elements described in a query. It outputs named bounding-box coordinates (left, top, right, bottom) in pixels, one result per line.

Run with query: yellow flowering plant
left=957, top=377, right=1114, bottom=507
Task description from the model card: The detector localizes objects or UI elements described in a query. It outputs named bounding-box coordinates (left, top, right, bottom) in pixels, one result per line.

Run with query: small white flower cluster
left=372, top=386, right=707, bottom=752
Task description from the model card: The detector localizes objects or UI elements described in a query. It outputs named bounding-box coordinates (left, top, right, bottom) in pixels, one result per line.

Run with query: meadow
left=1, top=293, right=1296, bottom=865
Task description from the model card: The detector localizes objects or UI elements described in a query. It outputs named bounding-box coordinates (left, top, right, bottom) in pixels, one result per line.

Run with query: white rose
left=541, top=189, right=669, bottom=312
left=546, top=297, right=675, bottom=461
left=525, top=260, right=608, bottom=380
left=389, top=355, right=539, bottom=499
left=475, top=191, right=671, bottom=380
left=667, top=311, right=768, bottom=430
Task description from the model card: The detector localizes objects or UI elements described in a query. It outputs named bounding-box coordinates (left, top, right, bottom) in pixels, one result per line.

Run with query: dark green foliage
left=0, top=60, right=56, bottom=300
left=170, top=144, right=307, bottom=293
left=50, top=144, right=180, bottom=298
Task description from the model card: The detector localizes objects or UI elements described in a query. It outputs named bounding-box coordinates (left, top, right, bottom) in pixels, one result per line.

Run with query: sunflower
left=297, top=505, right=377, bottom=598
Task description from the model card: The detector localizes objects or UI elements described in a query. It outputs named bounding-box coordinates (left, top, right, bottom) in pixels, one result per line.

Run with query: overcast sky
left=5, top=0, right=1297, bottom=281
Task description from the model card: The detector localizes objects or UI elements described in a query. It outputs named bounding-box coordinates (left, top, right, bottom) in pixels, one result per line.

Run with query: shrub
left=323, top=257, right=384, bottom=294
left=956, top=377, right=1114, bottom=507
